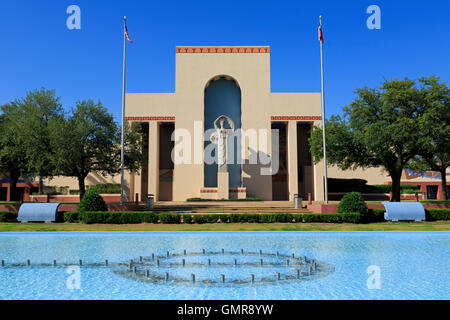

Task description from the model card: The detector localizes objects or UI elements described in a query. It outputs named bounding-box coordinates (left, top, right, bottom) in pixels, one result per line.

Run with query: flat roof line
left=176, top=47, right=270, bottom=54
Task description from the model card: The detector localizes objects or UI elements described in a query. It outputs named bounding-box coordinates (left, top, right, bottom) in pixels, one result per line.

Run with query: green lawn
left=0, top=221, right=449, bottom=232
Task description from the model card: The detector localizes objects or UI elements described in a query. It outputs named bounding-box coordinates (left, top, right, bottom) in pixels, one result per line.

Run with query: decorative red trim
left=271, top=116, right=322, bottom=121
left=176, top=47, right=270, bottom=54
left=201, top=189, right=218, bottom=193
left=230, top=188, right=247, bottom=193
left=200, top=188, right=247, bottom=193
left=125, top=116, right=175, bottom=121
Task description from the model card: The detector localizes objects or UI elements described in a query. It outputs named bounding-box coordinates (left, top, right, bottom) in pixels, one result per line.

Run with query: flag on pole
left=125, top=23, right=133, bottom=43
left=318, top=20, right=324, bottom=43
left=318, top=15, right=328, bottom=204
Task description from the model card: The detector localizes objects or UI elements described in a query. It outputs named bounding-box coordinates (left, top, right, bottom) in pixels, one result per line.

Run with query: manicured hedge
left=182, top=214, right=193, bottom=224
left=186, top=198, right=262, bottom=202
left=79, top=211, right=159, bottom=224
left=59, top=209, right=450, bottom=224
left=361, top=209, right=386, bottom=223
left=327, top=178, right=421, bottom=194
left=192, top=215, right=220, bottom=224
left=64, top=212, right=80, bottom=223
left=157, top=213, right=181, bottom=224
left=426, top=209, right=450, bottom=221
left=64, top=212, right=362, bottom=224
left=0, top=212, right=18, bottom=223
left=373, top=184, right=420, bottom=194
left=303, top=213, right=342, bottom=223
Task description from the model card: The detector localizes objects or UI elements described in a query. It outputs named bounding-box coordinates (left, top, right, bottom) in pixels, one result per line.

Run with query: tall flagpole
left=319, top=15, right=329, bottom=204
left=120, top=16, right=127, bottom=205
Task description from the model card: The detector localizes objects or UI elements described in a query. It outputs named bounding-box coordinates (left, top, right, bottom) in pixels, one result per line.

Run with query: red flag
left=318, top=24, right=324, bottom=43
left=125, top=24, right=133, bottom=43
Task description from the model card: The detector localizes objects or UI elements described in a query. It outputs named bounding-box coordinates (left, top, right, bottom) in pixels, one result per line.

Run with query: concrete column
left=313, top=120, right=325, bottom=202
left=129, top=173, right=135, bottom=202
left=287, top=120, right=298, bottom=201
left=134, top=170, right=142, bottom=203
left=148, top=121, right=159, bottom=201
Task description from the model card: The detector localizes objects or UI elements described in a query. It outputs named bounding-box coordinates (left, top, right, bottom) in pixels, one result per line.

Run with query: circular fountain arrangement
left=110, top=249, right=335, bottom=287
left=1, top=249, right=334, bottom=287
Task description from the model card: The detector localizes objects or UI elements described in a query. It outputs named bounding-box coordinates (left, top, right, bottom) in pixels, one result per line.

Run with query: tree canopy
left=0, top=103, right=29, bottom=200
left=1, top=89, right=144, bottom=200
left=51, top=99, right=143, bottom=199
left=310, top=76, right=449, bottom=202
left=408, top=77, right=450, bottom=199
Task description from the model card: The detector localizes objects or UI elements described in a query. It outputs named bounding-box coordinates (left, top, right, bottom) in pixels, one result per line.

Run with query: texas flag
left=125, top=24, right=133, bottom=43
left=318, top=22, right=324, bottom=43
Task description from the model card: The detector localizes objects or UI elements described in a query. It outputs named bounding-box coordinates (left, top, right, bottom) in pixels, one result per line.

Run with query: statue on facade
left=211, top=115, right=235, bottom=173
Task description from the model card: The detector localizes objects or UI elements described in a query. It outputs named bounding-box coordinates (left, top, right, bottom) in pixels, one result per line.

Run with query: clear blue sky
left=1, top=0, right=449, bottom=123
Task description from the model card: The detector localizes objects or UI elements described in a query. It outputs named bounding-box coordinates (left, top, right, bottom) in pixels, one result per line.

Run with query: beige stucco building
left=123, top=46, right=325, bottom=202
left=2, top=47, right=447, bottom=202
left=28, top=47, right=448, bottom=202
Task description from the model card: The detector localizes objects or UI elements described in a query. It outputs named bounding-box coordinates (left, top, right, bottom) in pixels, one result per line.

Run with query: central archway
left=204, top=76, right=242, bottom=188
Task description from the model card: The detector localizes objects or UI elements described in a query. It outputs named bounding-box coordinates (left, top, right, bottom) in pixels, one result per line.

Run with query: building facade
left=123, top=46, right=325, bottom=202
left=4, top=47, right=446, bottom=202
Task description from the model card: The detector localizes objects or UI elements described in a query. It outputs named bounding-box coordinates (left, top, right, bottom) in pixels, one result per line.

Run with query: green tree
left=310, top=77, right=435, bottom=202
left=52, top=100, right=143, bottom=199
left=16, top=88, right=64, bottom=193
left=0, top=103, right=29, bottom=201
left=408, top=77, right=449, bottom=200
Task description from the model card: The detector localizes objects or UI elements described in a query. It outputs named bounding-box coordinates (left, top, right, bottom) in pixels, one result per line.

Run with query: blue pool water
left=0, top=231, right=448, bottom=300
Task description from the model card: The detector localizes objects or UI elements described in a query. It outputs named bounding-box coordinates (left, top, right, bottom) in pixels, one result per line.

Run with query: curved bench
left=382, top=202, right=425, bottom=222
left=18, top=203, right=62, bottom=223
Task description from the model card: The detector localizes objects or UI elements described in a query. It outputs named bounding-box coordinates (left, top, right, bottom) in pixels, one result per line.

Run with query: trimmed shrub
left=259, top=213, right=295, bottom=223
left=158, top=213, right=181, bottom=224
left=0, top=212, right=18, bottom=223
left=301, top=213, right=360, bottom=223
left=119, top=212, right=143, bottom=224
left=193, top=215, right=220, bottom=224
left=361, top=209, right=386, bottom=223
left=328, top=178, right=421, bottom=194
left=340, top=213, right=361, bottom=223
left=182, top=214, right=193, bottom=224
left=220, top=214, right=232, bottom=223
left=64, top=212, right=80, bottom=223
left=80, top=211, right=159, bottom=224
left=338, top=192, right=368, bottom=215
left=77, top=188, right=107, bottom=213
left=142, top=212, right=159, bottom=224
left=186, top=198, right=263, bottom=202
left=360, top=209, right=385, bottom=223
left=426, top=209, right=450, bottom=221
left=259, top=214, right=278, bottom=223
left=230, top=214, right=261, bottom=223
left=302, top=213, right=342, bottom=223
left=372, top=184, right=420, bottom=194
left=81, top=212, right=105, bottom=224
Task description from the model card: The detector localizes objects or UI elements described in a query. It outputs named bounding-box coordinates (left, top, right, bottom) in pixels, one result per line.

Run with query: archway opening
left=204, top=76, right=242, bottom=188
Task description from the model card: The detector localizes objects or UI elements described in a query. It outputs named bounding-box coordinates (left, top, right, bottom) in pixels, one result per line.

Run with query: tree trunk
left=441, top=167, right=448, bottom=201
left=78, top=176, right=86, bottom=201
left=38, top=177, right=44, bottom=195
left=9, top=172, right=19, bottom=202
left=390, top=170, right=402, bottom=202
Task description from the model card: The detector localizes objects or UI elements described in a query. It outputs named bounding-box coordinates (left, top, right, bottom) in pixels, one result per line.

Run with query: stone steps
left=151, top=207, right=310, bottom=214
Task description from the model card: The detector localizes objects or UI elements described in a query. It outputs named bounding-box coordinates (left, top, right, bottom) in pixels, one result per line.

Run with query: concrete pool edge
left=0, top=221, right=449, bottom=232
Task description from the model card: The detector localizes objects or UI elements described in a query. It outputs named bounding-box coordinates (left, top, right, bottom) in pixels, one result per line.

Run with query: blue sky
left=1, top=0, right=449, bottom=122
